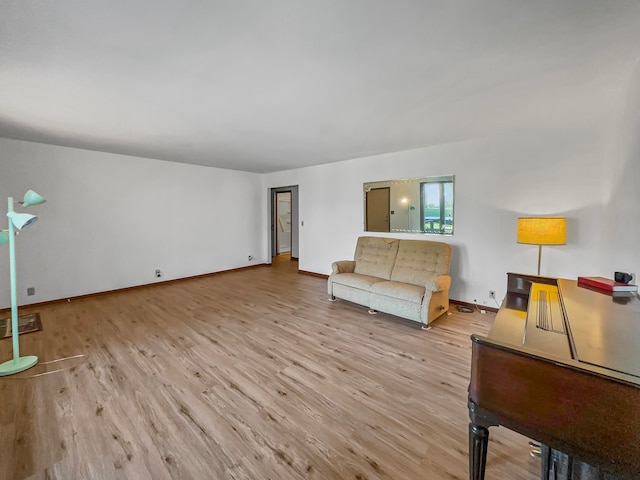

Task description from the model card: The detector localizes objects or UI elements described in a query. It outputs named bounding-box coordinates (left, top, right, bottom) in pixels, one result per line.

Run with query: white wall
left=0, top=138, right=263, bottom=308
left=263, top=125, right=617, bottom=306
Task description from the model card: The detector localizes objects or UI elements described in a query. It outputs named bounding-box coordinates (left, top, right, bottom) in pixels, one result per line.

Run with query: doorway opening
left=276, top=191, right=292, bottom=255
left=269, top=185, right=299, bottom=265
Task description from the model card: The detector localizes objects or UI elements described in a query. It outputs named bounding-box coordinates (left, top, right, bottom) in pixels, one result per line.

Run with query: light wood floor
left=0, top=256, right=539, bottom=480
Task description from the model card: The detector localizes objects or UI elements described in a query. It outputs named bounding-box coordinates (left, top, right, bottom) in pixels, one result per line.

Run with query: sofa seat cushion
left=331, top=273, right=386, bottom=290
left=370, top=281, right=425, bottom=303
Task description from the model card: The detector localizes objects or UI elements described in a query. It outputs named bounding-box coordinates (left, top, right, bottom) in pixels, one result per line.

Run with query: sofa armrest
left=426, top=274, right=451, bottom=292
left=331, top=260, right=356, bottom=275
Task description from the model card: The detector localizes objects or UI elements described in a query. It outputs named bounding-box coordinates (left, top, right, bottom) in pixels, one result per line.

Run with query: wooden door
left=366, top=187, right=390, bottom=232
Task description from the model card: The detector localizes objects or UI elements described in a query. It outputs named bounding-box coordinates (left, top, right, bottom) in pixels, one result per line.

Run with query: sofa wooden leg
left=328, top=295, right=337, bottom=302
left=421, top=324, right=432, bottom=330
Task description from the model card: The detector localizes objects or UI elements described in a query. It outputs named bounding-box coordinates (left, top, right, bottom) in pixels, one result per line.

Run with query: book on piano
left=577, top=276, right=638, bottom=292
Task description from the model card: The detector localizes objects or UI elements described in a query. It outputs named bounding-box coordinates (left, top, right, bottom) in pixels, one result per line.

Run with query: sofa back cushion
left=390, top=240, right=451, bottom=286
left=353, top=236, right=399, bottom=280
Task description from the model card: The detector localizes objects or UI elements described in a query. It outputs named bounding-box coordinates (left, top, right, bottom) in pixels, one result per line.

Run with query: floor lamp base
left=0, top=355, right=38, bottom=376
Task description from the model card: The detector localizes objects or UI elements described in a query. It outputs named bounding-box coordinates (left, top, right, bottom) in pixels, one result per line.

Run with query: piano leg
left=469, top=422, right=489, bottom=480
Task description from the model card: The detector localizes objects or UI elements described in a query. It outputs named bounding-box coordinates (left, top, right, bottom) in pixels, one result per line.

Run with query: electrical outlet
left=27, top=287, right=35, bottom=296
left=248, top=255, right=253, bottom=261
left=489, top=290, right=496, bottom=299
left=155, top=269, right=162, bottom=278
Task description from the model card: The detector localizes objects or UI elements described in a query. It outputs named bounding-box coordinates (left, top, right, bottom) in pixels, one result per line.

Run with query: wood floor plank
left=0, top=258, right=539, bottom=479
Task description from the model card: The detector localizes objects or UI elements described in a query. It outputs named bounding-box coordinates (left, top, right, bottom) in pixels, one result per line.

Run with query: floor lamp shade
left=517, top=217, right=566, bottom=245
left=21, top=189, right=46, bottom=207
left=517, top=217, right=566, bottom=275
left=7, top=211, right=38, bottom=230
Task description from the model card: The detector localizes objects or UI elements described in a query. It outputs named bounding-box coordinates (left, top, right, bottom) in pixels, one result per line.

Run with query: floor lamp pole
left=537, top=244, right=542, bottom=276
left=8, top=197, right=20, bottom=361
left=0, top=197, right=38, bottom=376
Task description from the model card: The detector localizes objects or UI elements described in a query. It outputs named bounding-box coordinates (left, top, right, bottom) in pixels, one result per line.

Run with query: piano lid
left=559, top=279, right=640, bottom=380
left=487, top=275, right=640, bottom=384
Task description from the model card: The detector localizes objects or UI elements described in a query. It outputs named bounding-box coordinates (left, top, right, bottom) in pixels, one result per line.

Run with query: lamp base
left=0, top=355, right=38, bottom=376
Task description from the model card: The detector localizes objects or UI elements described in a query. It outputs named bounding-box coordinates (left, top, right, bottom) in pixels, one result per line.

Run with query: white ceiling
left=1, top=1, right=639, bottom=173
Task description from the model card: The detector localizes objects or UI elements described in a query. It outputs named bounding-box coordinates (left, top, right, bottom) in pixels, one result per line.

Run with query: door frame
left=269, top=185, right=299, bottom=261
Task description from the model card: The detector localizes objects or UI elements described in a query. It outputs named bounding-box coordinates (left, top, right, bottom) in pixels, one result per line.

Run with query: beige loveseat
left=328, top=236, right=452, bottom=327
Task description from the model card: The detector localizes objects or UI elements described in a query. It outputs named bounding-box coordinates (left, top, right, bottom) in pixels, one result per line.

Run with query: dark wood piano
left=468, top=273, right=640, bottom=480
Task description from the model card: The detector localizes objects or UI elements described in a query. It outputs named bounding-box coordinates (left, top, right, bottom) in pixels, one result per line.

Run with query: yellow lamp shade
left=517, top=217, right=566, bottom=245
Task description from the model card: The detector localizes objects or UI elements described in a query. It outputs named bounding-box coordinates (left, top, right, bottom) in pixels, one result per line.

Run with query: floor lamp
left=0, top=189, right=46, bottom=376
left=517, top=217, right=566, bottom=276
